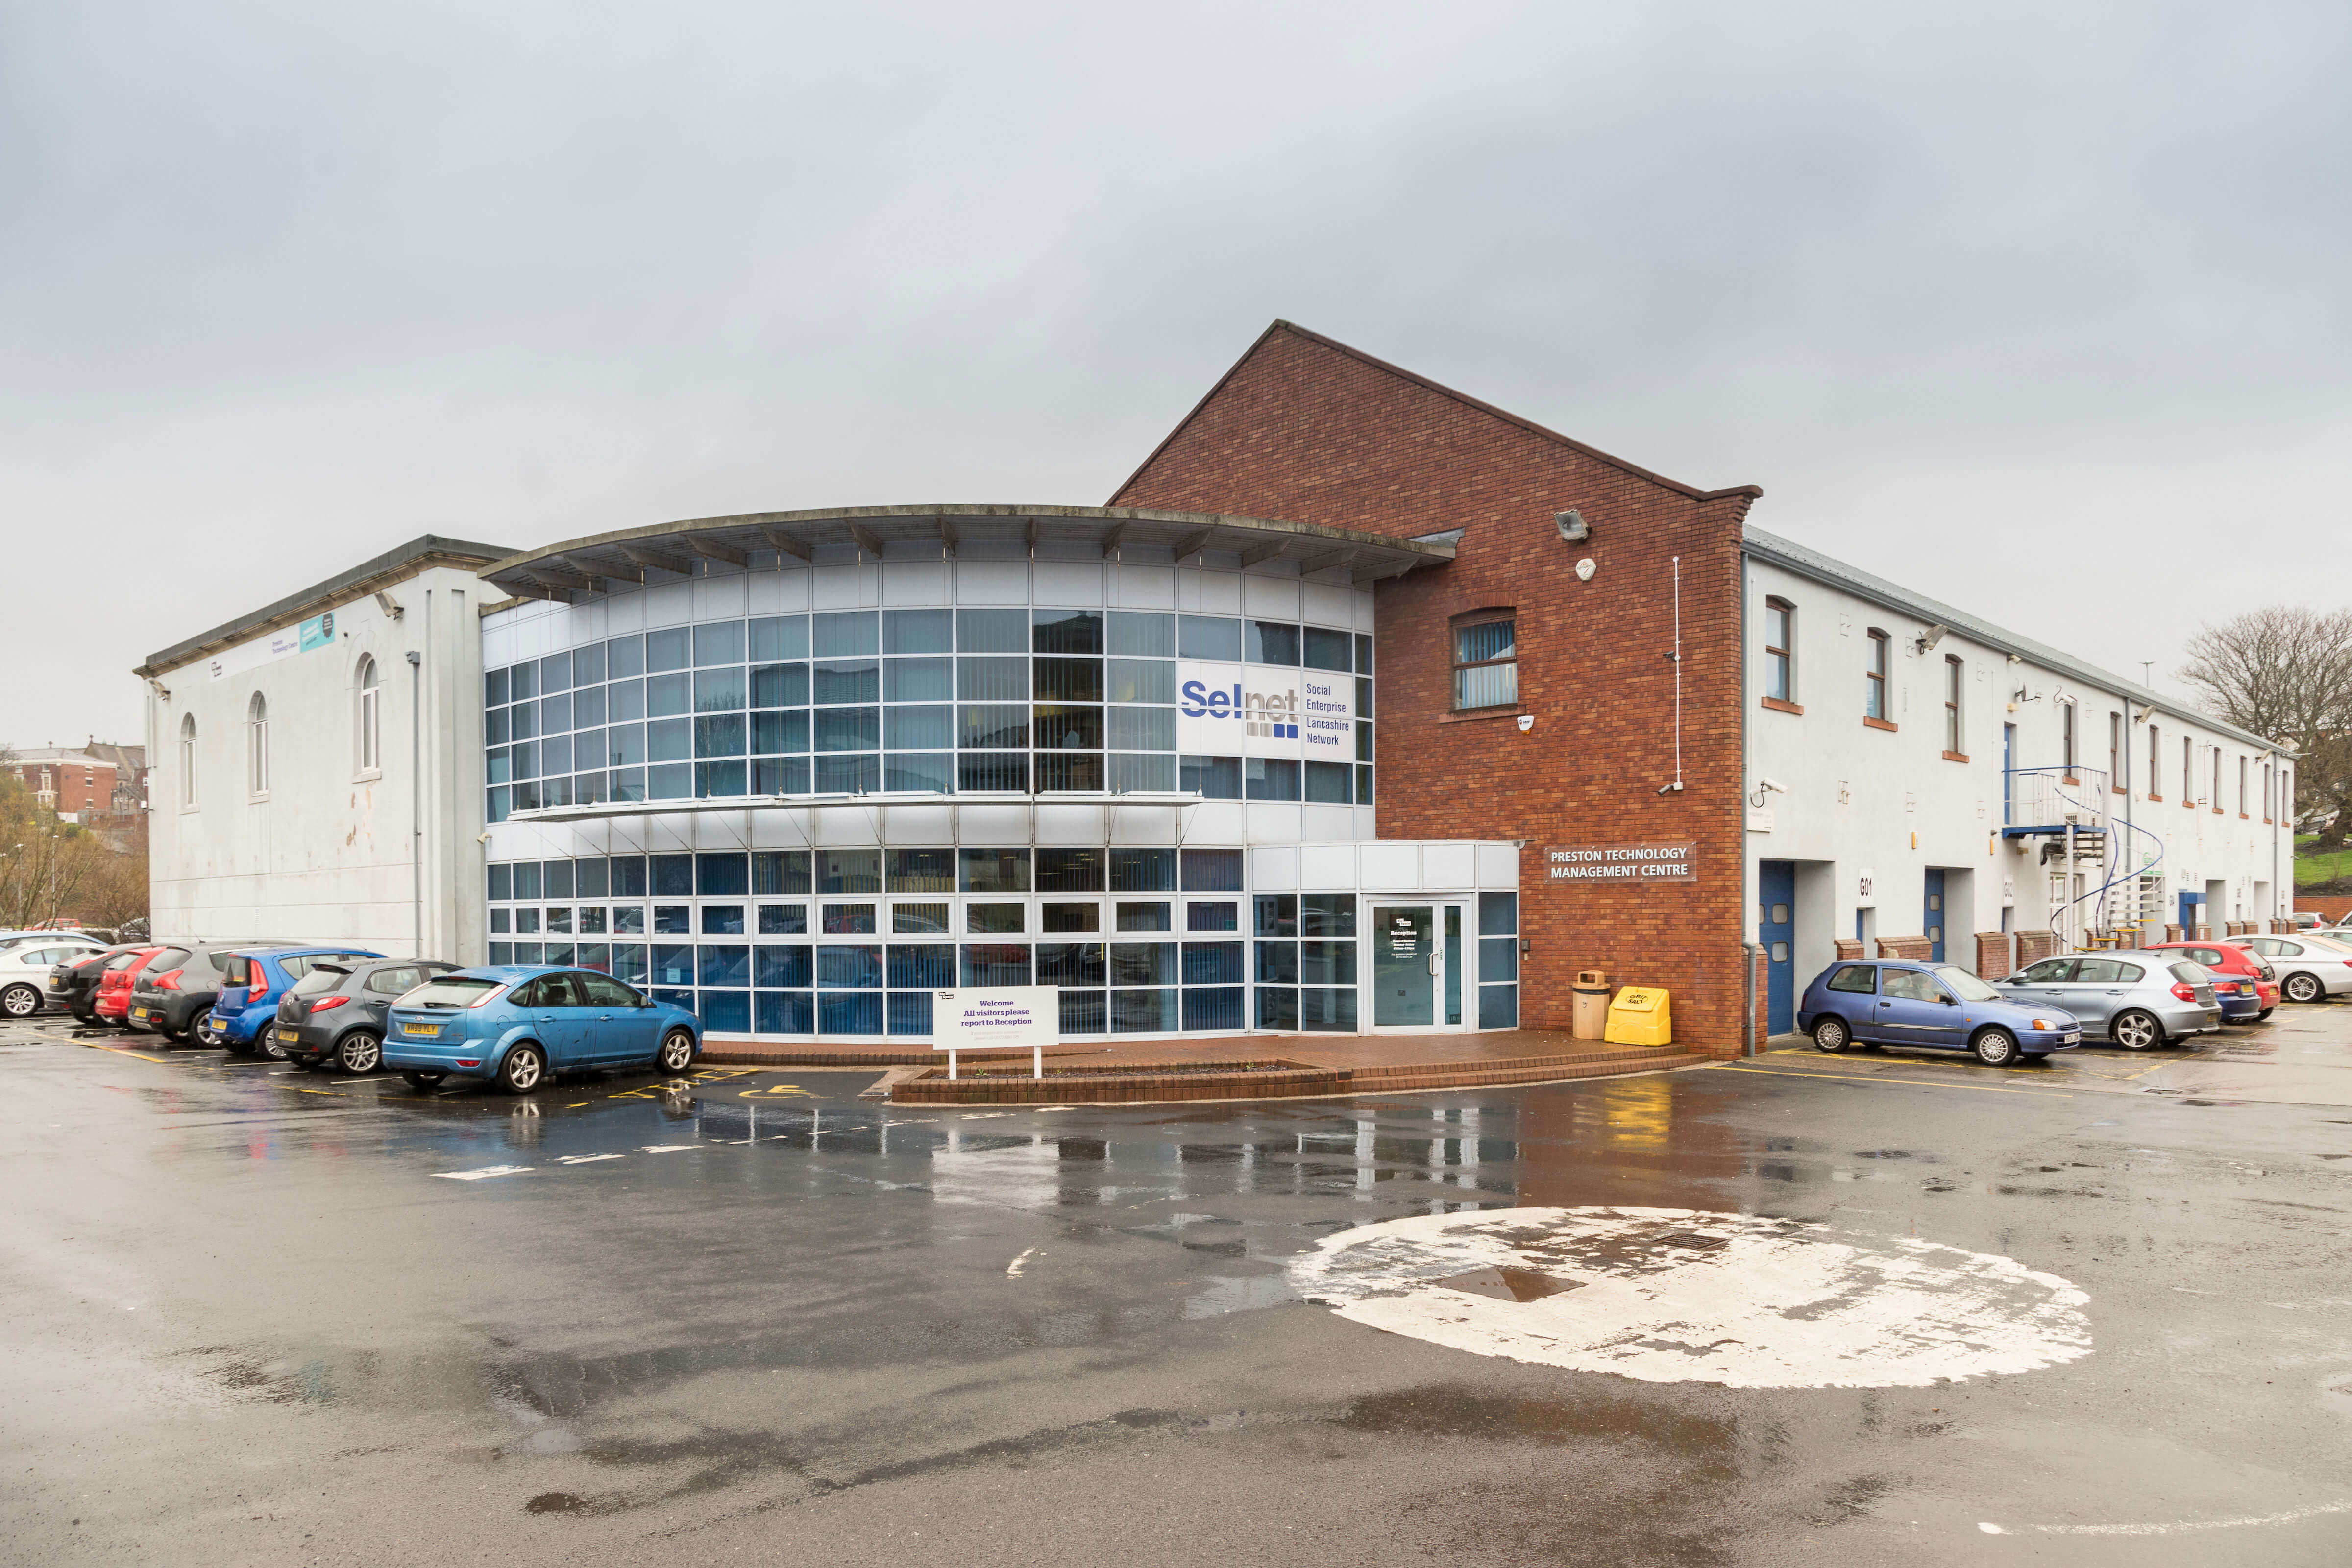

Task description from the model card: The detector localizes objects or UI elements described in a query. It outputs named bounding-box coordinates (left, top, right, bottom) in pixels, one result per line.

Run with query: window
left=2108, top=712, right=2121, bottom=789
left=2182, top=735, right=2193, bottom=801
left=1764, top=598, right=1794, bottom=703
left=177, top=715, right=197, bottom=808
left=1451, top=613, right=1516, bottom=710
left=1942, top=656, right=1963, bottom=755
left=1863, top=630, right=1888, bottom=719
left=2263, top=762, right=2273, bottom=820
left=356, top=655, right=381, bottom=773
left=245, top=693, right=269, bottom=796
left=2212, top=748, right=2221, bottom=810
left=1826, top=965, right=1878, bottom=994
left=2060, top=703, right=2076, bottom=776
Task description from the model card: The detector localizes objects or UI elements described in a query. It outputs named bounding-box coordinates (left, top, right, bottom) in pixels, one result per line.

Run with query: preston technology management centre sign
left=1546, top=841, right=1697, bottom=884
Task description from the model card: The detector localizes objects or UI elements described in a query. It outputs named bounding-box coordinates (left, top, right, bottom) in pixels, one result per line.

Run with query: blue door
left=2177, top=891, right=2202, bottom=933
left=1760, top=860, right=1796, bottom=1034
left=1924, top=869, right=1946, bottom=963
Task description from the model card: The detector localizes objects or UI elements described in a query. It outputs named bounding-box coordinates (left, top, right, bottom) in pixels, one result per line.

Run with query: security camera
left=1756, top=777, right=1788, bottom=795
left=1656, top=781, right=1683, bottom=795
left=1914, top=624, right=1949, bottom=654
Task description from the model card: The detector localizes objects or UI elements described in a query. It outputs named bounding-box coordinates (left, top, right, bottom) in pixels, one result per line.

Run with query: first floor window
left=1942, top=656, right=1963, bottom=753
left=178, top=714, right=197, bottom=807
left=246, top=692, right=269, bottom=795
left=357, top=655, right=381, bottom=772
left=1764, top=598, right=1794, bottom=702
left=1452, top=614, right=1516, bottom=710
left=1864, top=629, right=1888, bottom=718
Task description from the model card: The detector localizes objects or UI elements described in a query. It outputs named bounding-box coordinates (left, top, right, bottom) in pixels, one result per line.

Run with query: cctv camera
left=1757, top=776, right=1788, bottom=795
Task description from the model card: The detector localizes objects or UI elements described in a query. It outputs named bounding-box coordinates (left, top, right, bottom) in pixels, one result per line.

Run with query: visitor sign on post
left=932, top=987, right=1060, bottom=1080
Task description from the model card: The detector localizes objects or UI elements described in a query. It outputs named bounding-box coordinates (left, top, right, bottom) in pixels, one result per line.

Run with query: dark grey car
left=1994, top=951, right=2221, bottom=1049
left=273, top=959, right=460, bottom=1074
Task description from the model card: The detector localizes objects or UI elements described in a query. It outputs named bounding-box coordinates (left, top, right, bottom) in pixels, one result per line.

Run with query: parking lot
left=6, top=1004, right=2352, bottom=1566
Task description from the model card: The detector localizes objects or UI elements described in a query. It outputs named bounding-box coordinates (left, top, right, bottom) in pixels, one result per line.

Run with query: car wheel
left=1971, top=1028, right=2020, bottom=1067
left=1810, top=1017, right=1851, bottom=1053
left=400, top=1070, right=445, bottom=1091
left=335, top=1031, right=384, bottom=1075
left=2284, top=972, right=2323, bottom=1004
left=2112, top=1009, right=2163, bottom=1051
left=499, top=1043, right=546, bottom=1095
left=2257, top=1007, right=2275, bottom=1022
left=0, top=984, right=39, bottom=1019
left=658, top=1029, right=696, bottom=1074
left=257, top=1031, right=288, bottom=1061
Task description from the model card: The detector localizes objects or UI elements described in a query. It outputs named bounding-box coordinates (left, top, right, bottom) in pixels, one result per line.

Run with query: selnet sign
left=1176, top=662, right=1353, bottom=759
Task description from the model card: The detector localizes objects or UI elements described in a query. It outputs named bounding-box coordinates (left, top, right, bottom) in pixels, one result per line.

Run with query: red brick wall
left=2298, top=898, right=2352, bottom=922
left=1875, top=935, right=1934, bottom=962
left=2016, top=930, right=2061, bottom=967
left=1114, top=323, right=1760, bottom=1057
left=1833, top=939, right=1864, bottom=961
left=12, top=761, right=117, bottom=816
left=1973, top=931, right=2013, bottom=978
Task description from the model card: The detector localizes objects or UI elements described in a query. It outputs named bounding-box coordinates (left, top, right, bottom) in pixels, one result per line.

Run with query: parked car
left=2289, top=911, right=2326, bottom=931
left=1993, top=951, right=2224, bottom=1048
left=1798, top=959, right=2083, bottom=1066
left=2237, top=934, right=2352, bottom=1004
left=2141, top=940, right=2279, bottom=1023
left=0, top=930, right=110, bottom=956
left=204, top=946, right=386, bottom=1054
left=92, top=946, right=167, bottom=1023
left=272, top=959, right=461, bottom=1074
left=0, top=934, right=110, bottom=1018
left=45, top=942, right=155, bottom=1023
left=122, top=941, right=286, bottom=1045
left=382, top=965, right=702, bottom=1093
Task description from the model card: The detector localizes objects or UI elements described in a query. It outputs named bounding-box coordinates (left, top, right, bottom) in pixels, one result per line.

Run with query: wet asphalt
left=4, top=1010, right=2352, bottom=1567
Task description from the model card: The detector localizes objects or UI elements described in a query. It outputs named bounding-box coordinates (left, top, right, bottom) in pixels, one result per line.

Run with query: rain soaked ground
left=5, top=1009, right=2352, bottom=1567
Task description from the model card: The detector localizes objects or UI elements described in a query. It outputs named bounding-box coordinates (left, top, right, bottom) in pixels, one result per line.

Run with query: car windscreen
left=146, top=947, right=192, bottom=973
left=1934, top=966, right=2000, bottom=1002
left=290, top=965, right=351, bottom=997
left=2168, top=962, right=2211, bottom=984
left=399, top=976, right=505, bottom=1009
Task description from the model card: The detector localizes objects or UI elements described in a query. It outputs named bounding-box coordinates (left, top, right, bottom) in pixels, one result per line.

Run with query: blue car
left=1797, top=958, right=2083, bottom=1066
left=203, top=945, right=386, bottom=1054
left=381, top=965, right=702, bottom=1094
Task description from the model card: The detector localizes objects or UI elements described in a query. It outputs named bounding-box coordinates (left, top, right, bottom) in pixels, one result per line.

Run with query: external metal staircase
left=2002, top=766, right=2165, bottom=948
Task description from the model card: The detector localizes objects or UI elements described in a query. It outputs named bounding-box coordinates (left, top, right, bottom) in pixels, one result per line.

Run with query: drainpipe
left=406, top=648, right=422, bottom=959
left=1738, top=543, right=1754, bottom=1057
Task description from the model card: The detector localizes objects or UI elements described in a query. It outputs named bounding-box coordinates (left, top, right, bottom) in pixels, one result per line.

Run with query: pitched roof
left=1111, top=319, right=1763, bottom=507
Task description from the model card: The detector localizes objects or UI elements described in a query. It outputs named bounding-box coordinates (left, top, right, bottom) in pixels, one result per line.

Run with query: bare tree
left=2178, top=605, right=2352, bottom=847
left=0, top=762, right=107, bottom=930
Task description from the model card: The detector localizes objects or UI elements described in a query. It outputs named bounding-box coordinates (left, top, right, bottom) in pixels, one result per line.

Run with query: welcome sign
left=1176, top=662, right=1354, bottom=759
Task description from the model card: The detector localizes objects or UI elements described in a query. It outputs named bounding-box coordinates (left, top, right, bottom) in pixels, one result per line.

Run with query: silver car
left=2239, top=934, right=2352, bottom=1004
left=1994, top=950, right=2222, bottom=1050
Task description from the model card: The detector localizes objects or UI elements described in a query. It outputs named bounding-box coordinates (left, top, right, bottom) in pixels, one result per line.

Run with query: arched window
left=246, top=692, right=270, bottom=796
left=356, top=655, right=381, bottom=772
left=178, top=713, right=198, bottom=808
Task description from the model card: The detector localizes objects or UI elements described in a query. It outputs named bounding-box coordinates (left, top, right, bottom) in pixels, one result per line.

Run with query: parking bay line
left=432, top=1165, right=535, bottom=1181
left=1711, top=1063, right=2075, bottom=1098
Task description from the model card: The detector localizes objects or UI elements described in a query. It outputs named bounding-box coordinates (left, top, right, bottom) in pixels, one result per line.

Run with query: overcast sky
left=4, top=0, right=2346, bottom=749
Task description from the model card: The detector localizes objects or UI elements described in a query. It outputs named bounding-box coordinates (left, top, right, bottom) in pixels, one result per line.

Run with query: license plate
left=276, top=1029, right=299, bottom=1043
left=401, top=1022, right=439, bottom=1037
left=2062, top=1031, right=2081, bottom=1044
left=132, top=1007, right=151, bottom=1021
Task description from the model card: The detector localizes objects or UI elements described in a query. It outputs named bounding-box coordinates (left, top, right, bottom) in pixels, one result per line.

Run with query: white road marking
left=555, top=1154, right=625, bottom=1165
left=640, top=1144, right=699, bottom=1153
left=1006, top=1248, right=1040, bottom=1278
left=1983, top=1498, right=2352, bottom=1536
left=1287, top=1206, right=2090, bottom=1389
left=432, top=1165, right=534, bottom=1181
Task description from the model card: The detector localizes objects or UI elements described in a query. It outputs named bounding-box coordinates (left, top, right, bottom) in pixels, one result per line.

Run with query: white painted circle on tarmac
left=1287, top=1206, right=2090, bottom=1388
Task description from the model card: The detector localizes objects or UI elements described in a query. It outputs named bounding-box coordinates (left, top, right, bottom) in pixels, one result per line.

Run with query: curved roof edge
left=481, top=503, right=1454, bottom=604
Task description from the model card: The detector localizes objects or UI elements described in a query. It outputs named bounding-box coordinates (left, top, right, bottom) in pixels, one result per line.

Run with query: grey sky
left=4, top=1, right=2346, bottom=747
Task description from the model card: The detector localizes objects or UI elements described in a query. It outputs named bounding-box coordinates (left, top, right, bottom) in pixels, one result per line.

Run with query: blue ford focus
left=1796, top=959, right=2082, bottom=1066
left=382, top=965, right=702, bottom=1094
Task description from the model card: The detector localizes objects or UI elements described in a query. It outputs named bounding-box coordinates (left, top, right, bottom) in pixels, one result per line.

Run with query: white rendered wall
left=1742, top=556, right=2295, bottom=982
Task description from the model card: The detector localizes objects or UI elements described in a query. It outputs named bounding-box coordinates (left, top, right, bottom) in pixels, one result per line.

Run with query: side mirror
left=1940, top=993, right=1959, bottom=1006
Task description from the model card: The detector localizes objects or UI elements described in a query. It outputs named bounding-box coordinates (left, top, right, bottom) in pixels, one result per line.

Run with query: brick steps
left=1353, top=1051, right=1710, bottom=1094
left=886, top=1044, right=1704, bottom=1105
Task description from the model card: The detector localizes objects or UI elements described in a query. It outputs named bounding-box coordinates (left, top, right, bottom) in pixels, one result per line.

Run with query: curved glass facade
left=477, top=538, right=1512, bottom=1041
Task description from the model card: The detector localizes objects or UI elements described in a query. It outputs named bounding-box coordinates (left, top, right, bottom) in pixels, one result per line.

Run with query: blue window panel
left=645, top=626, right=689, bottom=673
left=694, top=620, right=746, bottom=667
left=694, top=714, right=747, bottom=757
left=695, top=760, right=747, bottom=797
left=1059, top=991, right=1107, bottom=1035
left=487, top=787, right=509, bottom=823
left=755, top=991, right=815, bottom=1034
left=885, top=657, right=953, bottom=702
left=696, top=853, right=750, bottom=896
left=886, top=990, right=933, bottom=1036
left=511, top=943, right=544, bottom=965
left=957, top=608, right=1028, bottom=652
left=749, top=615, right=809, bottom=662
left=652, top=854, right=694, bottom=896
left=751, top=662, right=810, bottom=710
left=1181, top=941, right=1244, bottom=985
left=487, top=942, right=513, bottom=965
left=648, top=762, right=692, bottom=800
left=646, top=673, right=690, bottom=718
left=960, top=944, right=1032, bottom=987
left=699, top=945, right=752, bottom=988
left=813, top=611, right=880, bottom=658
left=1479, top=937, right=1518, bottom=983
left=756, top=945, right=814, bottom=989
left=1479, top=891, right=1518, bottom=935
left=1254, top=987, right=1298, bottom=1030
left=883, top=752, right=952, bottom=793
left=1179, top=848, right=1243, bottom=892
left=1254, top=941, right=1298, bottom=983
left=1111, top=988, right=1178, bottom=1032
left=612, top=944, right=649, bottom=985
left=814, top=753, right=878, bottom=793
left=609, top=767, right=647, bottom=802
left=652, top=944, right=697, bottom=987
left=1181, top=986, right=1244, bottom=1033
left=544, top=944, right=575, bottom=967
left=751, top=709, right=808, bottom=754
left=1301, top=987, right=1357, bottom=1032
left=1035, top=943, right=1106, bottom=988
left=813, top=660, right=881, bottom=705
left=700, top=990, right=752, bottom=1033
left=754, top=757, right=809, bottom=794
left=653, top=905, right=692, bottom=936
left=886, top=944, right=955, bottom=989
left=1478, top=984, right=1519, bottom=1029
left=885, top=607, right=953, bottom=654
left=653, top=987, right=694, bottom=1011
left=758, top=904, right=809, bottom=936
left=819, top=991, right=884, bottom=1035
left=817, top=944, right=883, bottom=989
left=815, top=707, right=881, bottom=752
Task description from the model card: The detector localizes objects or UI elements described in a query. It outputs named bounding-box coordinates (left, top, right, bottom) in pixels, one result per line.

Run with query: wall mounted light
left=1555, top=509, right=1590, bottom=543
left=1516, top=714, right=1534, bottom=732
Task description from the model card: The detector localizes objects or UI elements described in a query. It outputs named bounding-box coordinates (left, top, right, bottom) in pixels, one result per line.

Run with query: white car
left=0, top=934, right=110, bottom=1018
left=2240, top=934, right=2352, bottom=1004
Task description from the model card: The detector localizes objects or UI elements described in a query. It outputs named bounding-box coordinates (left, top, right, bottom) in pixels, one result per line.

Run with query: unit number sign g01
left=1546, top=842, right=1696, bottom=884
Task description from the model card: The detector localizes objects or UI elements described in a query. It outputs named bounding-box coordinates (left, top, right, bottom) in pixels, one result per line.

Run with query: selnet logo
left=1181, top=679, right=1298, bottom=739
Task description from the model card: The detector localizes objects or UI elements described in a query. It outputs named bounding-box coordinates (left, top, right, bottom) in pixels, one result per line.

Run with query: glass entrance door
left=1372, top=904, right=1470, bottom=1030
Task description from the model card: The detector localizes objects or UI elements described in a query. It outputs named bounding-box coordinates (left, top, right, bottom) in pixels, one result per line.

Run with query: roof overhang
left=480, top=503, right=1454, bottom=605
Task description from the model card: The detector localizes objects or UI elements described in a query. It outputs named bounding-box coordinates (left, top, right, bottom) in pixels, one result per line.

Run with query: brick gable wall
left=1116, top=325, right=1761, bottom=1056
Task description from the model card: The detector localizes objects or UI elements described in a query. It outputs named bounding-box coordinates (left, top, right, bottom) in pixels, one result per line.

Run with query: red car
left=92, top=946, right=165, bottom=1023
left=2144, top=940, right=2279, bottom=1023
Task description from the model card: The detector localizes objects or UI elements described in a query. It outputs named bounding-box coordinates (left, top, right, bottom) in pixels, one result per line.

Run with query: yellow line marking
left=81, top=1042, right=166, bottom=1062
left=1711, top=1064, right=2074, bottom=1097
left=566, top=1102, right=590, bottom=1108
left=296, top=1087, right=342, bottom=1096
